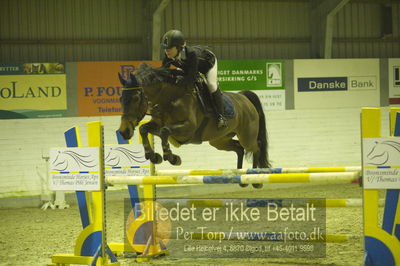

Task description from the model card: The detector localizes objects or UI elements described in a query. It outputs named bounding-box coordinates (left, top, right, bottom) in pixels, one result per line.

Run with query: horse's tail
left=240, top=90, right=271, bottom=168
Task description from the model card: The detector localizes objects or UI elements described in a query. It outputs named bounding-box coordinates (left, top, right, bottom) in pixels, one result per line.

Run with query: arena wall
left=0, top=57, right=396, bottom=207
left=0, top=107, right=390, bottom=206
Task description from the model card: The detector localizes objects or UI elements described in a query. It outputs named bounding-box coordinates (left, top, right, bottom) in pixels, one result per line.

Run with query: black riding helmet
left=160, top=30, right=185, bottom=50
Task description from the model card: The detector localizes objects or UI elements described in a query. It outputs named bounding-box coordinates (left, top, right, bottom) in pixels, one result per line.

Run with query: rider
left=160, top=29, right=228, bottom=129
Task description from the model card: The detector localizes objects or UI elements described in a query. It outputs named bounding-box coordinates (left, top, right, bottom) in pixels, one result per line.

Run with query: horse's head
left=118, top=63, right=189, bottom=140
left=118, top=73, right=148, bottom=140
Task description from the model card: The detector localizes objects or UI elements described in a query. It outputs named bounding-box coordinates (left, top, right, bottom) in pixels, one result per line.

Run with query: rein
left=121, top=87, right=149, bottom=119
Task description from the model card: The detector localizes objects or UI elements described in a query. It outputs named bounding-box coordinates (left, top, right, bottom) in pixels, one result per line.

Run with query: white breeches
left=206, top=59, right=218, bottom=93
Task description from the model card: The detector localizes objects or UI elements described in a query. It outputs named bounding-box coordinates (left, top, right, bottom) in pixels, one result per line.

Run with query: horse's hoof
left=163, top=153, right=170, bottom=161
left=171, top=155, right=181, bottom=166
left=239, top=183, right=248, bottom=188
left=151, top=153, right=163, bottom=164
left=252, top=183, right=263, bottom=189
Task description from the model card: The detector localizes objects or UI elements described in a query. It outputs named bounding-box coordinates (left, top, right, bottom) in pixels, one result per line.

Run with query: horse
left=118, top=63, right=271, bottom=188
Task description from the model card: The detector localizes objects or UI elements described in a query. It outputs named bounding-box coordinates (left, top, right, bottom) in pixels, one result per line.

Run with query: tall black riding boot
left=211, top=89, right=228, bottom=128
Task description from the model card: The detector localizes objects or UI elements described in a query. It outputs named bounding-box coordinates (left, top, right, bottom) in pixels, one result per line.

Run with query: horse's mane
left=135, top=63, right=175, bottom=87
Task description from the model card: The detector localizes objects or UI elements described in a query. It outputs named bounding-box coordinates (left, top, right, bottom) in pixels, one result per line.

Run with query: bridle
left=121, top=87, right=148, bottom=123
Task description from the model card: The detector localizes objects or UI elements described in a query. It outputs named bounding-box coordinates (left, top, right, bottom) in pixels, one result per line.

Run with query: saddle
left=171, top=70, right=235, bottom=119
left=194, top=76, right=235, bottom=119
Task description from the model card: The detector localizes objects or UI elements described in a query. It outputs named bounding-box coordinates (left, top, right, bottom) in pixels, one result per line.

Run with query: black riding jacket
left=162, top=45, right=216, bottom=86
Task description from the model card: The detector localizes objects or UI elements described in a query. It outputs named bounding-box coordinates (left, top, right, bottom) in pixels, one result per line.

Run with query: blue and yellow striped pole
left=387, top=109, right=400, bottom=242
left=106, top=172, right=359, bottom=185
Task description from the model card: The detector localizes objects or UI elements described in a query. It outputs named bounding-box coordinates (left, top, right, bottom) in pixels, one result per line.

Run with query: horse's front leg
left=139, top=121, right=163, bottom=164
left=159, top=120, right=195, bottom=165
left=160, top=126, right=181, bottom=166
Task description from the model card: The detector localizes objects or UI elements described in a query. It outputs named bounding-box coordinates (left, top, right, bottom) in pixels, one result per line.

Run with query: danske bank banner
left=298, top=76, right=376, bottom=92
left=298, top=77, right=348, bottom=92
left=294, top=59, right=379, bottom=109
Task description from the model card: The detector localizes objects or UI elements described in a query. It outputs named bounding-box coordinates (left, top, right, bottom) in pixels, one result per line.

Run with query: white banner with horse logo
left=363, top=137, right=400, bottom=189
left=104, top=144, right=150, bottom=176
left=50, top=147, right=100, bottom=191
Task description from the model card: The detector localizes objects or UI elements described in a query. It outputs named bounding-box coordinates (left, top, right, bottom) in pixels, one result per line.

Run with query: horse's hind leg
left=139, top=121, right=162, bottom=164
left=236, top=131, right=264, bottom=189
left=209, top=136, right=244, bottom=168
left=209, top=136, right=249, bottom=188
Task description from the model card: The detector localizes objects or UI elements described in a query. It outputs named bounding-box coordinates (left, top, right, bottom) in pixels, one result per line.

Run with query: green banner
left=218, top=60, right=284, bottom=91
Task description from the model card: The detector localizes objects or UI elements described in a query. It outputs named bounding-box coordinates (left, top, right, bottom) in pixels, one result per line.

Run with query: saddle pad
left=223, top=94, right=235, bottom=119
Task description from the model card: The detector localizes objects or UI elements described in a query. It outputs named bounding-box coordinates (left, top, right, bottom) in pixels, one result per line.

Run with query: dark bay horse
left=118, top=63, right=270, bottom=188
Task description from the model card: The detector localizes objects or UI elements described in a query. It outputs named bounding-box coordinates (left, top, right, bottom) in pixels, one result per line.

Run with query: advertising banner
left=363, top=137, right=400, bottom=189
left=77, top=61, right=160, bottom=116
left=0, top=63, right=67, bottom=119
left=297, top=77, right=347, bottom=92
left=50, top=147, right=100, bottom=191
left=294, top=59, right=380, bottom=109
left=389, top=58, right=400, bottom=105
left=105, top=144, right=150, bottom=176
left=218, top=60, right=285, bottom=110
